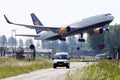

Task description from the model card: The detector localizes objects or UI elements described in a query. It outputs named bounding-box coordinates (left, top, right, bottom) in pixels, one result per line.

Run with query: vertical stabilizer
left=31, top=13, right=43, bottom=34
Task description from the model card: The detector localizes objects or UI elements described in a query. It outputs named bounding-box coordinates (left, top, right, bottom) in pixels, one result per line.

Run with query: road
left=2, top=62, right=93, bottom=80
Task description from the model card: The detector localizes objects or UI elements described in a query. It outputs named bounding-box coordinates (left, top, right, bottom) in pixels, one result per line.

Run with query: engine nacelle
left=92, top=28, right=103, bottom=35
left=59, top=26, right=71, bottom=35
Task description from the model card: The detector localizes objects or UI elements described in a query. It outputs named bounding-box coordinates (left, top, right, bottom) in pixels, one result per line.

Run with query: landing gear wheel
left=63, top=38, right=66, bottom=41
left=78, top=39, right=85, bottom=42
left=106, top=27, right=110, bottom=31
left=78, top=33, right=85, bottom=42
left=60, top=37, right=66, bottom=41
left=105, top=24, right=110, bottom=32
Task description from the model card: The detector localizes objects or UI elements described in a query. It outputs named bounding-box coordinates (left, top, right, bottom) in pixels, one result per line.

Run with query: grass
left=0, top=57, right=52, bottom=79
left=65, top=60, right=120, bottom=80
left=70, top=59, right=82, bottom=62
left=70, top=56, right=93, bottom=62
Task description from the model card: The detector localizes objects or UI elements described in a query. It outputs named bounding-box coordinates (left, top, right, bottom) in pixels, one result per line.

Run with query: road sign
left=77, top=47, right=80, bottom=51
left=99, top=43, right=105, bottom=49
left=30, top=44, right=35, bottom=49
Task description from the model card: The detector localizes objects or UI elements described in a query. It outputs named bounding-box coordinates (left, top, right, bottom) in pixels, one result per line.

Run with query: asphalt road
left=2, top=62, right=93, bottom=80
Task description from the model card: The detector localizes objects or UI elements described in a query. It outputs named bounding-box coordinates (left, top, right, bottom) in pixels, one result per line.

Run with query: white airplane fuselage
left=34, top=13, right=114, bottom=40
left=34, top=31, right=58, bottom=40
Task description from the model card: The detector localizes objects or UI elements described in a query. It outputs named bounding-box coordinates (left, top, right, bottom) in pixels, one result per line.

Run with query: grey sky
left=0, top=0, right=119, bottom=40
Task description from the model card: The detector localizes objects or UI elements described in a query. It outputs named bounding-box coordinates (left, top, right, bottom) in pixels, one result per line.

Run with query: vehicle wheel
left=53, top=65, right=57, bottom=69
left=66, top=64, right=70, bottom=69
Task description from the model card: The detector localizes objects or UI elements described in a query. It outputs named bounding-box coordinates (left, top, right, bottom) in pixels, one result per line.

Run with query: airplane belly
left=37, top=31, right=58, bottom=40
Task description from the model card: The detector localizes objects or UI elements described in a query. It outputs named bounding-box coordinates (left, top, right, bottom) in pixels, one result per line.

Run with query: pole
left=12, top=29, right=17, bottom=57
left=12, top=29, right=13, bottom=56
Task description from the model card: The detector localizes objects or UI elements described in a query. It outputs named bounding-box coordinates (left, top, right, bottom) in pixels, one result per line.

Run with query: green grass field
left=65, top=60, right=120, bottom=80
left=0, top=57, right=52, bottom=79
left=70, top=56, right=93, bottom=62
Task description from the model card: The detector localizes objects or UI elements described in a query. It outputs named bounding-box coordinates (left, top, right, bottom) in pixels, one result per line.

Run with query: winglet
left=4, top=15, right=13, bottom=24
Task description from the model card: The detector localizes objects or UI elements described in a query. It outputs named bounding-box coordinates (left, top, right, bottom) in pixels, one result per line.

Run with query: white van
left=53, top=52, right=70, bottom=69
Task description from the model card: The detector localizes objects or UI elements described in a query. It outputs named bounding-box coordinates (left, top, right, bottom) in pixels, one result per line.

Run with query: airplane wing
left=4, top=15, right=78, bottom=33
left=4, top=15, right=61, bottom=31
left=15, top=34, right=39, bottom=37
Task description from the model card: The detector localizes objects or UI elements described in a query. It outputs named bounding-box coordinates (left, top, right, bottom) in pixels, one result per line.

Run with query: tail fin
left=31, top=13, right=43, bottom=34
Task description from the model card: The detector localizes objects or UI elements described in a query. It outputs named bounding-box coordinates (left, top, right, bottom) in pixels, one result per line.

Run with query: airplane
left=4, top=13, right=114, bottom=42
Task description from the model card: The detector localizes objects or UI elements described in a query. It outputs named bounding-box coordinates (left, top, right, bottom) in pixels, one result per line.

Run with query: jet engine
left=59, top=26, right=71, bottom=35
left=92, top=28, right=103, bottom=35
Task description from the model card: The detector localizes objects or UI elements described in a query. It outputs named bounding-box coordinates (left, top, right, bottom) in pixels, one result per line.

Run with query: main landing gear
left=105, top=24, right=110, bottom=32
left=60, top=37, right=66, bottom=41
left=78, top=33, right=85, bottom=42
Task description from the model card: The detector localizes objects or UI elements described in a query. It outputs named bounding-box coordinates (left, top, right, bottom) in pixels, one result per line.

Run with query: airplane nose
left=109, top=15, right=114, bottom=21
left=106, top=15, right=114, bottom=22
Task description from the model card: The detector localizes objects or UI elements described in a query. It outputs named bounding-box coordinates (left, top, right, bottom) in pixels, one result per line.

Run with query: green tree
left=0, top=35, right=7, bottom=47
left=41, top=41, right=50, bottom=49
left=41, top=40, right=60, bottom=53
left=49, top=40, right=60, bottom=53
left=87, top=32, right=105, bottom=54
left=67, top=36, right=78, bottom=52
left=25, top=38, right=33, bottom=48
left=18, top=39, right=24, bottom=47
left=8, top=36, right=17, bottom=47
left=87, top=24, right=120, bottom=56
left=59, top=41, right=68, bottom=52
left=36, top=41, right=41, bottom=48
left=104, top=24, right=120, bottom=54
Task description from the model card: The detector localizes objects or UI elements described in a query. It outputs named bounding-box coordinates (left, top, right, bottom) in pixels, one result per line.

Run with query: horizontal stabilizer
left=15, top=34, right=39, bottom=37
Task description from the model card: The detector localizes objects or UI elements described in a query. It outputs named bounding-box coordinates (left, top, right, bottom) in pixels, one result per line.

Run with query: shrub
left=0, top=57, right=52, bottom=79
left=65, top=60, right=120, bottom=80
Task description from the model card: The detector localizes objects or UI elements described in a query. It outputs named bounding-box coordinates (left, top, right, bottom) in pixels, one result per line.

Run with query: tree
left=87, top=24, right=120, bottom=57
left=104, top=24, right=120, bottom=55
left=87, top=32, right=105, bottom=54
left=18, top=39, right=24, bottom=47
left=48, top=40, right=60, bottom=53
left=67, top=36, right=78, bottom=51
left=0, top=35, right=7, bottom=47
left=41, top=40, right=60, bottom=53
left=8, top=36, right=17, bottom=47
left=36, top=41, right=41, bottom=48
left=25, top=38, right=33, bottom=48
left=59, top=41, right=68, bottom=52
left=41, top=40, right=51, bottom=49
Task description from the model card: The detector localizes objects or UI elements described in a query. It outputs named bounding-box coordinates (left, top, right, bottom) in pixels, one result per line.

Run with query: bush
left=65, top=60, right=120, bottom=80
left=0, top=57, right=52, bottom=79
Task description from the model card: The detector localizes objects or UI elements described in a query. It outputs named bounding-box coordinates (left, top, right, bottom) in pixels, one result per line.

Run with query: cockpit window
left=105, top=13, right=111, bottom=16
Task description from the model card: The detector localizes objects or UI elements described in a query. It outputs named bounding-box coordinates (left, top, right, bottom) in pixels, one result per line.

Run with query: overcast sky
left=0, top=0, right=119, bottom=40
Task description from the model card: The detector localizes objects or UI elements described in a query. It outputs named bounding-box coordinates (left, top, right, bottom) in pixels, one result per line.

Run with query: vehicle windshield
left=54, top=55, right=68, bottom=59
